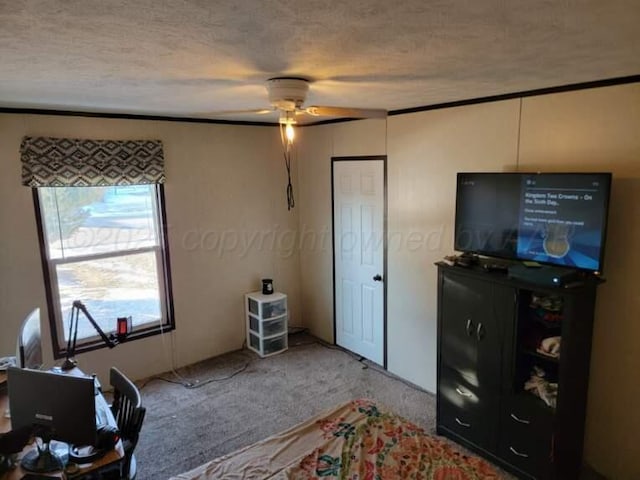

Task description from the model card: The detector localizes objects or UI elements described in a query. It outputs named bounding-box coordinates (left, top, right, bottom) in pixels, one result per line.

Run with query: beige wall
left=517, top=85, right=640, bottom=480
left=296, top=120, right=387, bottom=341
left=386, top=100, right=521, bottom=388
left=297, top=83, right=640, bottom=479
left=0, top=114, right=300, bottom=385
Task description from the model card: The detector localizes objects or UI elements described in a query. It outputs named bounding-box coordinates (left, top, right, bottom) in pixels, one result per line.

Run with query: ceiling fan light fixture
left=203, top=76, right=387, bottom=213
left=275, top=107, right=298, bottom=212
left=279, top=111, right=297, bottom=143
left=285, top=122, right=295, bottom=142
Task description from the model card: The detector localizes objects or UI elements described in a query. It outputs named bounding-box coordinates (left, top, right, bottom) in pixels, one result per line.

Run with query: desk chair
left=106, top=367, right=146, bottom=480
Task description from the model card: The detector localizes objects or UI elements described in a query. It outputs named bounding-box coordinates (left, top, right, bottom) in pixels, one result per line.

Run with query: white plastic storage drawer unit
left=245, top=291, right=288, bottom=357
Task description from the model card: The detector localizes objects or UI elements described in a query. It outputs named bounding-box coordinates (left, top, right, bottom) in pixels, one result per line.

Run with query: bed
left=169, top=399, right=501, bottom=479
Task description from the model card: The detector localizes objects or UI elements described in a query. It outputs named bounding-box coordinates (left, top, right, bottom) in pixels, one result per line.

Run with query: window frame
left=32, top=185, right=175, bottom=359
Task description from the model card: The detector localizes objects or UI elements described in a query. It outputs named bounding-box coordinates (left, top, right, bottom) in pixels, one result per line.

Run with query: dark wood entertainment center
left=436, top=260, right=601, bottom=479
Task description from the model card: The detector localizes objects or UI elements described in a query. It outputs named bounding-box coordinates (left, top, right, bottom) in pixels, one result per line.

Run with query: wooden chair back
left=110, top=367, right=146, bottom=479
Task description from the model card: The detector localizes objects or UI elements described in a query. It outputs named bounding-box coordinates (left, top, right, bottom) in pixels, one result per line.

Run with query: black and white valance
left=21, top=136, right=165, bottom=187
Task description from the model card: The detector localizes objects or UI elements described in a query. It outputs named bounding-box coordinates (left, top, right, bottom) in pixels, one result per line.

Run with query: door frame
left=331, top=155, right=388, bottom=369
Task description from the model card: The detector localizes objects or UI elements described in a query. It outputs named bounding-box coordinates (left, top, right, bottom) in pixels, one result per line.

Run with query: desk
left=0, top=368, right=124, bottom=480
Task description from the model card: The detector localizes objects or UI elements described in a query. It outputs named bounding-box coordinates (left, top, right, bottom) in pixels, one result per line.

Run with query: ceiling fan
left=213, top=77, right=387, bottom=212
left=211, top=77, right=388, bottom=127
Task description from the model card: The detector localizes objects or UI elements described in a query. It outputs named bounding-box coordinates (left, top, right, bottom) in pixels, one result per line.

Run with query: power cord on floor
left=141, top=328, right=303, bottom=391
left=154, top=330, right=308, bottom=390
left=164, top=324, right=304, bottom=389
left=139, top=360, right=252, bottom=390
left=139, top=337, right=254, bottom=391
left=139, top=330, right=430, bottom=396
left=183, top=361, right=251, bottom=388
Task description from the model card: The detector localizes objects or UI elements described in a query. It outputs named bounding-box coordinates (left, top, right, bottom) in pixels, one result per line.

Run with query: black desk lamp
left=61, top=300, right=118, bottom=371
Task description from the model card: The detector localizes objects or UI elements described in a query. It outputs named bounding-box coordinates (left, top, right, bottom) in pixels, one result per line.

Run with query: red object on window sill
left=117, top=316, right=132, bottom=342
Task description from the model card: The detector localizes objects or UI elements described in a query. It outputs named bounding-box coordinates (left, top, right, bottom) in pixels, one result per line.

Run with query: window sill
left=54, top=323, right=175, bottom=360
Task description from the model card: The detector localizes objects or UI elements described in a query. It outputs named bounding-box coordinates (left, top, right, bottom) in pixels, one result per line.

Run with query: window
left=34, top=184, right=174, bottom=357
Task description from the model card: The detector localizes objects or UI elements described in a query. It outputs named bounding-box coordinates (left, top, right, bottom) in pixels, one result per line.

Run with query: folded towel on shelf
left=537, top=336, right=561, bottom=358
left=525, top=366, right=558, bottom=409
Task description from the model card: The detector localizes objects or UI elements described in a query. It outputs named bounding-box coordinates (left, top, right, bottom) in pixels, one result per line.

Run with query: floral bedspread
left=170, top=399, right=501, bottom=480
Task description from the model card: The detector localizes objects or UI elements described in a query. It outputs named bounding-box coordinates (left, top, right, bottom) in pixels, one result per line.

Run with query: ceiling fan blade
left=304, top=106, right=387, bottom=119
left=205, top=108, right=274, bottom=116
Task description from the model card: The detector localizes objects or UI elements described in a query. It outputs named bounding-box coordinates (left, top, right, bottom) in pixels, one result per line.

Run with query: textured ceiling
left=1, top=0, right=639, bottom=123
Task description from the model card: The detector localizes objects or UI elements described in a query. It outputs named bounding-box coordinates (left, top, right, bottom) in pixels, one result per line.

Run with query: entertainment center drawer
left=438, top=366, right=483, bottom=410
left=498, top=397, right=554, bottom=478
left=502, top=395, right=554, bottom=437
left=498, top=431, right=552, bottom=479
left=439, top=400, right=496, bottom=453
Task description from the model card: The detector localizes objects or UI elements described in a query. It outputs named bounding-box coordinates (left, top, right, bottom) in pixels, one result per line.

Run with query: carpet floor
left=132, top=332, right=606, bottom=480
left=133, top=333, right=437, bottom=480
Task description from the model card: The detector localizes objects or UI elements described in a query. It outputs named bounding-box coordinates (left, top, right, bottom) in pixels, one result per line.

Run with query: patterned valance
left=21, top=136, right=165, bottom=187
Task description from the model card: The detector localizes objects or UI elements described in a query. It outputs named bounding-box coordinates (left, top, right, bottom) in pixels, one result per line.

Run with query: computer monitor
left=7, top=367, right=96, bottom=472
left=16, top=308, right=43, bottom=370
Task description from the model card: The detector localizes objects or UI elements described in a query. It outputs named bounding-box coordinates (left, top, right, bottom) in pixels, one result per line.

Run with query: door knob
left=373, top=274, right=383, bottom=282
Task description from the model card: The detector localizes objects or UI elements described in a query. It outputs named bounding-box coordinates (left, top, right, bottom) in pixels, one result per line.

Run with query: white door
left=333, top=159, right=385, bottom=365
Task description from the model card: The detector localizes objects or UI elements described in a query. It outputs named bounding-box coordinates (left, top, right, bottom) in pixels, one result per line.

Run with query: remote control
left=483, top=263, right=509, bottom=272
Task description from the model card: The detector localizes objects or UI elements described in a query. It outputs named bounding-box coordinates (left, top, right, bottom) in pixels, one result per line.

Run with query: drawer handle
left=510, top=413, right=531, bottom=425
left=476, top=322, right=484, bottom=341
left=465, top=318, right=474, bottom=336
left=455, top=417, right=471, bottom=428
left=509, top=446, right=529, bottom=458
left=455, top=387, right=473, bottom=398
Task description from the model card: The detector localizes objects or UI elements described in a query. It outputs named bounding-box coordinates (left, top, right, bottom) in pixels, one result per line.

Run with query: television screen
left=454, top=172, right=612, bottom=272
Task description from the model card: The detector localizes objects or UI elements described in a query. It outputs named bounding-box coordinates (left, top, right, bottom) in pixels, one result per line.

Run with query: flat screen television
left=454, top=172, right=612, bottom=273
